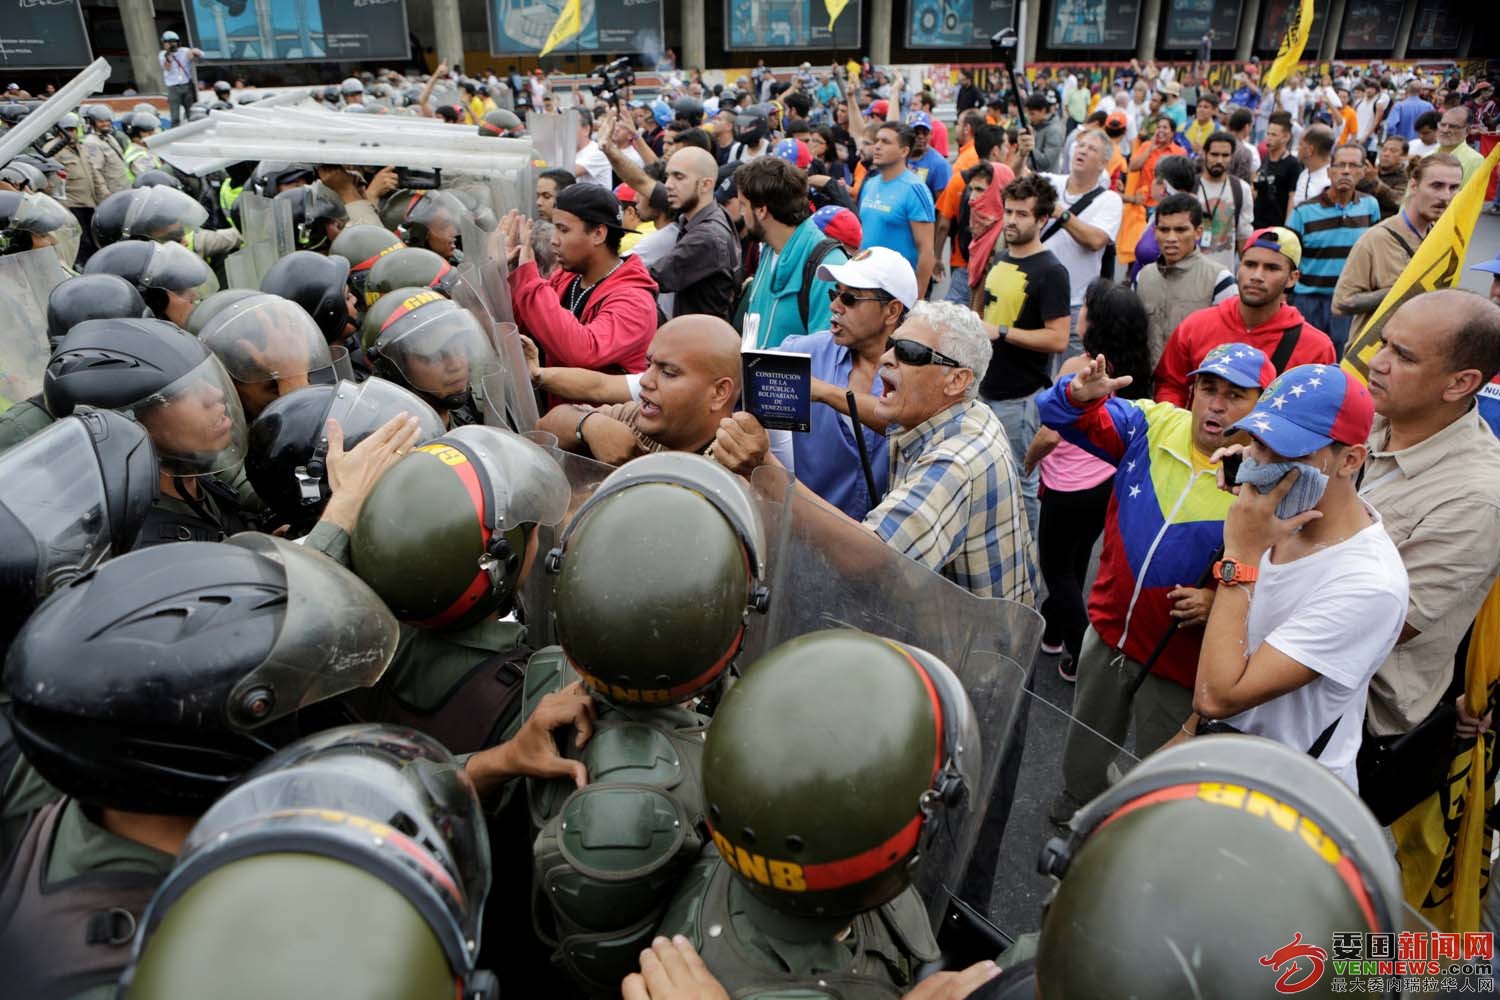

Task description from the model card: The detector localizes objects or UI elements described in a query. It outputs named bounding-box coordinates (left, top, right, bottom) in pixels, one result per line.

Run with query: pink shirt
left=1040, top=438, right=1114, bottom=492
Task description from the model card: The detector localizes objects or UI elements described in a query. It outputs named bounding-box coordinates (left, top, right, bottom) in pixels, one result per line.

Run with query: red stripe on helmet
left=416, top=452, right=493, bottom=629
left=799, top=814, right=924, bottom=890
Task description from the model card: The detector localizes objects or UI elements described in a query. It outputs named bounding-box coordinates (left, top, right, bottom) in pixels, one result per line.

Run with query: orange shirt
left=936, top=142, right=980, bottom=265
left=1338, top=105, right=1359, bottom=146
left=852, top=160, right=868, bottom=200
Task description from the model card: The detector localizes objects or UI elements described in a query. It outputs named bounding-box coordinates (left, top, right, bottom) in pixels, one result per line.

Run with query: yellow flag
left=538, top=0, right=582, bottom=57
left=1342, top=141, right=1500, bottom=383
left=1263, top=0, right=1314, bottom=91
left=826, top=0, right=851, bottom=30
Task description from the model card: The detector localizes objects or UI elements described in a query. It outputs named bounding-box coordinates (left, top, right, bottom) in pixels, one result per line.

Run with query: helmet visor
left=121, top=187, right=209, bottom=243
left=224, top=532, right=399, bottom=727
left=441, top=424, right=570, bottom=529
left=0, top=418, right=113, bottom=598
left=140, top=240, right=218, bottom=300
left=325, top=377, right=447, bottom=445
left=9, top=192, right=81, bottom=267
left=128, top=355, right=248, bottom=476
left=379, top=307, right=502, bottom=403
left=198, top=295, right=336, bottom=385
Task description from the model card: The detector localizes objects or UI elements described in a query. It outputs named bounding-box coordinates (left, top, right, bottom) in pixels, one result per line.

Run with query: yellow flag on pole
left=538, top=0, right=582, bottom=58
left=1263, top=0, right=1314, bottom=91
left=1342, top=141, right=1500, bottom=383
left=826, top=0, right=851, bottom=30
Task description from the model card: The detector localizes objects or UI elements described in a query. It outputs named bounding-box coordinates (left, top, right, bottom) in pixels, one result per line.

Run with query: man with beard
left=1196, top=132, right=1254, bottom=272
left=1156, top=228, right=1336, bottom=406
left=503, top=185, right=660, bottom=374
left=1336, top=153, right=1464, bottom=344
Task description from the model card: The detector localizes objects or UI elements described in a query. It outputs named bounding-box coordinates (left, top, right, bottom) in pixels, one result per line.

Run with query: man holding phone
left=1186, top=365, right=1407, bottom=790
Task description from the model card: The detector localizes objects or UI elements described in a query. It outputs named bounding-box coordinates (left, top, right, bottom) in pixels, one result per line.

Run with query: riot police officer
left=82, top=239, right=212, bottom=327
left=478, top=108, right=524, bottom=138
left=519, top=452, right=769, bottom=996
left=0, top=275, right=151, bottom=453
left=655, top=628, right=966, bottom=997
left=80, top=105, right=129, bottom=196
left=274, top=183, right=348, bottom=253
left=262, top=249, right=362, bottom=349
left=91, top=185, right=209, bottom=247
left=121, top=111, right=163, bottom=182
left=364, top=245, right=459, bottom=306
left=0, top=534, right=401, bottom=997
left=183, top=287, right=260, bottom=335
left=360, top=287, right=502, bottom=427
left=195, top=292, right=341, bottom=419
left=0, top=189, right=82, bottom=270
left=328, top=222, right=404, bottom=304
left=384, top=188, right=467, bottom=263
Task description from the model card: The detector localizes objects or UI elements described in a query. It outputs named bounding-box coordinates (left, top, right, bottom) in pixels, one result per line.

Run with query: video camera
left=591, top=56, right=636, bottom=102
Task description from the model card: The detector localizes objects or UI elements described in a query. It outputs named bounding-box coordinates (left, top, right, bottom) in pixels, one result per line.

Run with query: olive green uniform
left=0, top=398, right=53, bottom=453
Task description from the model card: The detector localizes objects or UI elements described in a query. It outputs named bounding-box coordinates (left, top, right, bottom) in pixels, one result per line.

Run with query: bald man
left=540, top=314, right=744, bottom=465
left=1360, top=291, right=1500, bottom=753
left=607, top=142, right=743, bottom=322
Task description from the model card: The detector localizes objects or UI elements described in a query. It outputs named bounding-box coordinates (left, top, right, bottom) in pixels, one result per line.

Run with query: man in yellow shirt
left=1184, top=96, right=1217, bottom=153
left=615, top=183, right=655, bottom=255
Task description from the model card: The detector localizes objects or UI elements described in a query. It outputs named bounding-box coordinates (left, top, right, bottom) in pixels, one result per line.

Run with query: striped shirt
left=1288, top=193, right=1381, bottom=296
left=865, top=399, right=1036, bottom=603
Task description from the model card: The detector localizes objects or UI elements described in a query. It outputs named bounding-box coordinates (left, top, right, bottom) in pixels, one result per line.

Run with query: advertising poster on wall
left=183, top=0, right=411, bottom=62
left=0, top=0, right=92, bottom=69
left=725, top=0, right=862, bottom=50
left=1161, top=0, right=1241, bottom=51
left=906, top=0, right=1015, bottom=49
left=1408, top=0, right=1462, bottom=52
left=1047, top=0, right=1141, bottom=49
left=489, top=0, right=664, bottom=55
left=1256, top=0, right=1327, bottom=53
left=1339, top=0, right=1403, bottom=50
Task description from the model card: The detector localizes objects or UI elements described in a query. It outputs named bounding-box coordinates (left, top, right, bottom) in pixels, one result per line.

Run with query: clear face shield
left=127, top=354, right=248, bottom=477
left=377, top=305, right=503, bottom=412
left=139, top=238, right=220, bottom=306
left=198, top=295, right=339, bottom=417
left=2, top=191, right=82, bottom=268
left=119, top=186, right=210, bottom=243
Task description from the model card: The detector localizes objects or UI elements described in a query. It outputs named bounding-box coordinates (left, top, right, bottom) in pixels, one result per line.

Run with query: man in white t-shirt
left=1188, top=364, right=1408, bottom=789
left=572, top=108, right=612, bottom=188
left=1289, top=125, right=1333, bottom=216
left=1040, top=129, right=1122, bottom=364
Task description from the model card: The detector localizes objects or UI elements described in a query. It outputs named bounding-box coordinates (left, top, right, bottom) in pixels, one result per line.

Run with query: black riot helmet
left=131, top=168, right=184, bottom=190
left=260, top=250, right=356, bottom=344
left=2, top=533, right=400, bottom=815
left=82, top=239, right=214, bottom=322
left=734, top=108, right=770, bottom=146
left=0, top=411, right=157, bottom=652
left=45, top=273, right=152, bottom=350
left=119, top=725, right=497, bottom=1000
left=249, top=160, right=316, bottom=199
left=92, top=186, right=209, bottom=247
left=274, top=184, right=347, bottom=253
left=245, top=378, right=444, bottom=532
left=673, top=96, right=704, bottom=125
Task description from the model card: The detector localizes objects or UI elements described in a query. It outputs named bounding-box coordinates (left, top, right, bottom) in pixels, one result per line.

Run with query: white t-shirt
left=1041, top=172, right=1123, bottom=308
left=574, top=140, right=612, bottom=188
left=1409, top=138, right=1439, bottom=158
left=1225, top=503, right=1409, bottom=789
left=627, top=219, right=678, bottom=315
left=1355, top=94, right=1389, bottom=141
left=1291, top=164, right=1329, bottom=211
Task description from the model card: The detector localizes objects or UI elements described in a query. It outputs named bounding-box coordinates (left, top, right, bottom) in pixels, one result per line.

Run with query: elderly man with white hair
left=715, top=298, right=1035, bottom=603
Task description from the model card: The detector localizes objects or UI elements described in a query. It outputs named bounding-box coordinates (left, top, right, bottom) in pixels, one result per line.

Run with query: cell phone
left=1221, top=452, right=1243, bottom=486
left=1365, top=149, right=1377, bottom=164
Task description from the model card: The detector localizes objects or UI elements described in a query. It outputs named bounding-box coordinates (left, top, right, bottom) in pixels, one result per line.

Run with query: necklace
left=568, top=258, right=623, bottom=314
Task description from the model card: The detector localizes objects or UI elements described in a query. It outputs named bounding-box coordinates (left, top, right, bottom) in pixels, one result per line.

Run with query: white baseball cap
left=817, top=246, right=918, bottom=309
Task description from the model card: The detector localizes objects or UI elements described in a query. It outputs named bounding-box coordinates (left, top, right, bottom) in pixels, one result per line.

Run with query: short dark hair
left=1025, top=92, right=1051, bottom=112
left=973, top=124, right=1006, bottom=160
left=1086, top=110, right=1108, bottom=125
left=959, top=108, right=986, bottom=135
left=1203, top=131, right=1236, bottom=155
left=539, top=168, right=576, bottom=190
left=1267, top=111, right=1294, bottom=132
left=1155, top=192, right=1204, bottom=227
left=665, top=118, right=693, bottom=134
left=783, top=91, right=812, bottom=117
left=1154, top=155, right=1199, bottom=193
left=783, top=117, right=810, bottom=136
left=1301, top=126, right=1334, bottom=157
left=877, top=121, right=914, bottom=154
left=962, top=161, right=994, bottom=185
left=1415, top=110, right=1442, bottom=131
left=1002, top=174, right=1057, bottom=218
left=734, top=156, right=811, bottom=227
left=1228, top=108, right=1253, bottom=132
left=1332, top=141, right=1367, bottom=164
left=1197, top=95, right=1217, bottom=109
left=672, top=127, right=713, bottom=152
left=1447, top=296, right=1500, bottom=384
left=1383, top=134, right=1410, bottom=154
left=643, top=160, right=667, bottom=182
left=602, top=227, right=623, bottom=255
left=576, top=107, right=593, bottom=128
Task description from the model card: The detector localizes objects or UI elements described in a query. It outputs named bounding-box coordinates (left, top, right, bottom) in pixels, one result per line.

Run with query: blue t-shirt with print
left=907, top=148, right=951, bottom=202
left=857, top=169, right=936, bottom=272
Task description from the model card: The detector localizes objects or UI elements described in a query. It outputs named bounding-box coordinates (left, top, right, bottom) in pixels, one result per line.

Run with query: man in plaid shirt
left=716, top=298, right=1034, bottom=604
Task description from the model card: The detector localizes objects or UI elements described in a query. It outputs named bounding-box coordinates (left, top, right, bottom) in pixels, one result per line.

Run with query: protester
left=572, top=109, right=611, bottom=188
left=1357, top=136, right=1412, bottom=219
left=1134, top=193, right=1238, bottom=365
left=1335, top=154, right=1463, bottom=343
left=535, top=167, right=575, bottom=222
left=1289, top=143, right=1381, bottom=354
left=1289, top=125, right=1334, bottom=214
left=857, top=121, right=936, bottom=298
left=158, top=32, right=202, bottom=127
left=905, top=112, right=950, bottom=202
left=1435, top=107, right=1485, bottom=184
left=1040, top=343, right=1274, bottom=817
left=934, top=110, right=994, bottom=300
left=1196, top=132, right=1254, bottom=272
left=1024, top=91, right=1066, bottom=174
left=1252, top=111, right=1303, bottom=229
left=1038, top=130, right=1124, bottom=362
left=1384, top=79, right=1436, bottom=141
left=1118, top=114, right=1188, bottom=273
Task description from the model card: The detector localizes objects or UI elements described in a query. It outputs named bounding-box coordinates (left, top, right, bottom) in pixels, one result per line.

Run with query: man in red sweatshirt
left=1154, top=227, right=1336, bottom=406
left=504, top=184, right=660, bottom=375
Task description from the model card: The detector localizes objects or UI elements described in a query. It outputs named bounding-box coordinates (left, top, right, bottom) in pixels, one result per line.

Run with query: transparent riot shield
left=746, top=466, right=1044, bottom=933
left=223, top=192, right=294, bottom=289
left=518, top=450, right=613, bottom=648
left=524, top=109, right=578, bottom=174
left=0, top=249, right=70, bottom=409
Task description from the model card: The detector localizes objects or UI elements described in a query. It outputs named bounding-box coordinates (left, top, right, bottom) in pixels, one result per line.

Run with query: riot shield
left=518, top=449, right=613, bottom=648
left=524, top=109, right=578, bottom=173
left=0, top=249, right=69, bottom=410
left=222, top=193, right=294, bottom=289
left=746, top=466, right=1039, bottom=932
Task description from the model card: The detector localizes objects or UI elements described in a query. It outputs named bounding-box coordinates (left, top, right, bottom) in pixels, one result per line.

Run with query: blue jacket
left=741, top=218, right=847, bottom=350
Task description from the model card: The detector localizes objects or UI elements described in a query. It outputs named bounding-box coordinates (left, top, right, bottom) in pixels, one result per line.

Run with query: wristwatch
left=1058, top=209, right=1073, bottom=224
left=1213, top=558, right=1259, bottom=586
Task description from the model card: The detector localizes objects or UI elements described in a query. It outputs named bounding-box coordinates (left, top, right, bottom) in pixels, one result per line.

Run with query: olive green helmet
left=381, top=189, right=467, bottom=263
left=544, top=452, right=768, bottom=705
left=702, top=629, right=977, bottom=923
left=360, top=288, right=501, bottom=412
left=329, top=222, right=404, bottom=300
left=183, top=287, right=261, bottom=336
left=121, top=724, right=497, bottom=1000
left=1034, top=736, right=1404, bottom=1000
left=478, top=108, right=523, bottom=137
left=364, top=246, right=458, bottom=308
left=351, top=425, right=569, bottom=629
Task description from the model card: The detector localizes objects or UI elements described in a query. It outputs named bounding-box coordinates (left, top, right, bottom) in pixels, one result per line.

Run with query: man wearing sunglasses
left=716, top=300, right=1034, bottom=604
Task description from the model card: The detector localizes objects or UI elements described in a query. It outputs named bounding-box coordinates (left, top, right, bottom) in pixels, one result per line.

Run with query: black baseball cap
left=714, top=163, right=739, bottom=206
left=554, top=183, right=637, bottom=233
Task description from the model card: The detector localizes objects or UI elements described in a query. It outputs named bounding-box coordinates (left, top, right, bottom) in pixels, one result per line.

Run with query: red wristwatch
left=1213, top=558, right=1258, bottom=586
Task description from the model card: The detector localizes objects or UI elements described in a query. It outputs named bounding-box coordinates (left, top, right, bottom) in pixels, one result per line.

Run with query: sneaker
left=1057, top=654, right=1077, bottom=683
left=1040, top=639, right=1065, bottom=655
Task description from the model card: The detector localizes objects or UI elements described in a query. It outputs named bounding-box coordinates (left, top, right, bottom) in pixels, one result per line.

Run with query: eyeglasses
left=1436, top=122, right=1467, bottom=132
left=829, top=288, right=887, bottom=308
left=885, top=337, right=962, bottom=368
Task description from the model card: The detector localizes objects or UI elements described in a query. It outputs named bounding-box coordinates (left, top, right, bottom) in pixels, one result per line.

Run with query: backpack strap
left=1269, top=323, right=1303, bottom=374
left=1041, top=186, right=1106, bottom=243
left=1308, top=714, right=1341, bottom=759
left=797, top=237, right=845, bottom=328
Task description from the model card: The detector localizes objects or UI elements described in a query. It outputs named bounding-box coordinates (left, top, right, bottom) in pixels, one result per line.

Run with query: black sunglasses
left=886, top=337, right=962, bottom=368
left=828, top=288, right=888, bottom=308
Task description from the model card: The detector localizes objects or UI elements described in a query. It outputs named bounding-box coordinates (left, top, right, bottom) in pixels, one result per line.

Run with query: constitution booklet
left=741, top=349, right=812, bottom=433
